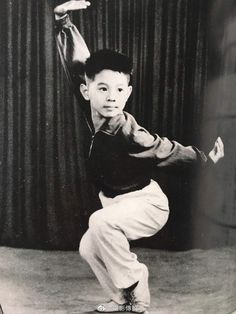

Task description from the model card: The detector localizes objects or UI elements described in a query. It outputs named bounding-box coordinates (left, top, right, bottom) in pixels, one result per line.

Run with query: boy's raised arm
left=54, top=1, right=91, bottom=92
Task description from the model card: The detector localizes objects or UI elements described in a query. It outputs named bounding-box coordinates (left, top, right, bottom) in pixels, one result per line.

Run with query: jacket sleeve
left=124, top=114, right=208, bottom=167
left=55, top=14, right=90, bottom=105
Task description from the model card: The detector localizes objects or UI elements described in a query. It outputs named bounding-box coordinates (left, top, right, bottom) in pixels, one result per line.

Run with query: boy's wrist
left=54, top=13, right=67, bottom=21
left=54, top=5, right=67, bottom=16
left=54, top=4, right=68, bottom=20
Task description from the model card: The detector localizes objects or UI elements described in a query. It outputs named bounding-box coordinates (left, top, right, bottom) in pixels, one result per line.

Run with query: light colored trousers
left=79, top=180, right=169, bottom=305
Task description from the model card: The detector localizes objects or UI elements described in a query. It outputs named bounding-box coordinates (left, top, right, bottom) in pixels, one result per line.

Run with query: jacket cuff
left=192, top=146, right=208, bottom=164
left=55, top=14, right=73, bottom=30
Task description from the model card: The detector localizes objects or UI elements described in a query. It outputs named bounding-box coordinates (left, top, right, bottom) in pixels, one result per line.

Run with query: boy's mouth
left=103, top=105, right=118, bottom=110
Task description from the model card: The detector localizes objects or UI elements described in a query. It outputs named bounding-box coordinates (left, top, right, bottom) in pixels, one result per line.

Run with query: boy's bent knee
left=88, top=210, right=102, bottom=227
left=89, top=210, right=113, bottom=236
left=79, top=232, right=93, bottom=260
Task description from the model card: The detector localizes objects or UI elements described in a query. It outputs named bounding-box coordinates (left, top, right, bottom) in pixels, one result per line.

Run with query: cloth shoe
left=96, top=265, right=150, bottom=313
left=96, top=300, right=146, bottom=313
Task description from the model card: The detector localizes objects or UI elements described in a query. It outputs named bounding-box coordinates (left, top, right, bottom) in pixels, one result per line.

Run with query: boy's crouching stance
left=54, top=1, right=224, bottom=312
left=79, top=180, right=169, bottom=312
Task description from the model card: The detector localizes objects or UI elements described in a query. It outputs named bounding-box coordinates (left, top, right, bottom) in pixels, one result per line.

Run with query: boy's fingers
left=69, top=0, right=91, bottom=6
left=216, top=142, right=224, bottom=157
left=65, top=1, right=91, bottom=11
left=218, top=137, right=224, bottom=150
left=54, top=1, right=90, bottom=15
left=217, top=136, right=223, bottom=147
left=209, top=137, right=225, bottom=162
left=217, top=137, right=224, bottom=155
left=215, top=137, right=224, bottom=153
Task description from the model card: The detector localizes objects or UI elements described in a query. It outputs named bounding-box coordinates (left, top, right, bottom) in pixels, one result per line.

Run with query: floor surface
left=0, top=246, right=236, bottom=314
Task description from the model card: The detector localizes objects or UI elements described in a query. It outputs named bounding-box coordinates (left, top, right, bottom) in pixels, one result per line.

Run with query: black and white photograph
left=0, top=0, right=235, bottom=313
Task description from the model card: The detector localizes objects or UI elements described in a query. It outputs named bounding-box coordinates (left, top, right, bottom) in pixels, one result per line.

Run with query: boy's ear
left=126, top=85, right=133, bottom=99
left=80, top=83, right=90, bottom=100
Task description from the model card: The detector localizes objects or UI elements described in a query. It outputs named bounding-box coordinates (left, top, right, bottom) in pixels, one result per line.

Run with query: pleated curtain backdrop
left=0, top=0, right=208, bottom=250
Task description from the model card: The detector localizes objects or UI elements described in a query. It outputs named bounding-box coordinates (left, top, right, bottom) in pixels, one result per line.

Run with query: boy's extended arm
left=131, top=132, right=208, bottom=167
left=125, top=114, right=224, bottom=166
left=54, top=1, right=90, bottom=97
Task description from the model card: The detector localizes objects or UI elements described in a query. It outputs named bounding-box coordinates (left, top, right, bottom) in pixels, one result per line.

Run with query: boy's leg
left=79, top=226, right=146, bottom=306
left=79, top=229, right=125, bottom=304
left=79, top=180, right=169, bottom=309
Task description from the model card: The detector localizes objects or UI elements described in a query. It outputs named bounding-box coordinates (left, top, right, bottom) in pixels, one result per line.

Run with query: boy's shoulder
left=122, top=111, right=136, bottom=126
left=102, top=111, right=155, bottom=147
left=121, top=111, right=139, bottom=132
left=121, top=112, right=155, bottom=146
left=101, top=111, right=137, bottom=136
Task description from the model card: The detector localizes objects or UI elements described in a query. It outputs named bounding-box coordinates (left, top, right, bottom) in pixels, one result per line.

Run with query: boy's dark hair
left=84, top=49, right=133, bottom=80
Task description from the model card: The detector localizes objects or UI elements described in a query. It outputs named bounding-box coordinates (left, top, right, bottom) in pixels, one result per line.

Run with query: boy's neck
left=91, top=109, right=106, bottom=132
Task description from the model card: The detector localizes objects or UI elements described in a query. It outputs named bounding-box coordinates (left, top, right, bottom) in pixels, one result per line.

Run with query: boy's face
left=80, top=69, right=132, bottom=118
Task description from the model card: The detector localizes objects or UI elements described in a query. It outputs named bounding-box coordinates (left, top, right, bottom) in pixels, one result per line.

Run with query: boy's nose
left=107, top=97, right=116, bottom=102
left=107, top=91, right=116, bottom=102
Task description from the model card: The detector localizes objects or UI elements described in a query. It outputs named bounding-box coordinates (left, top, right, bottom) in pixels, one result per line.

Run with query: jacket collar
left=99, top=113, right=126, bottom=135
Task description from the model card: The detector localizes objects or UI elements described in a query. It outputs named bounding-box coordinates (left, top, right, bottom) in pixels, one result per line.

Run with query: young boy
left=54, top=1, right=224, bottom=313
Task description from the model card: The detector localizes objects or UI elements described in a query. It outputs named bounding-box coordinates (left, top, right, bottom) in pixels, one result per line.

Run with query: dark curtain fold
left=0, top=0, right=209, bottom=250
left=192, top=0, right=236, bottom=248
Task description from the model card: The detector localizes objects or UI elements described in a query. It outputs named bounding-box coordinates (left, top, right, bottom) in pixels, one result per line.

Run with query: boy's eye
left=99, top=87, right=107, bottom=92
left=118, top=88, right=124, bottom=92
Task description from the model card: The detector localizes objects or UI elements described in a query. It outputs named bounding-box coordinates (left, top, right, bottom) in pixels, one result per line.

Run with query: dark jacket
left=55, top=15, right=207, bottom=197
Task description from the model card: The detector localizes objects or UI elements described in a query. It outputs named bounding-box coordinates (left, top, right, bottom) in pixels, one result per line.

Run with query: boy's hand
left=208, top=136, right=224, bottom=164
left=54, top=0, right=91, bottom=17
